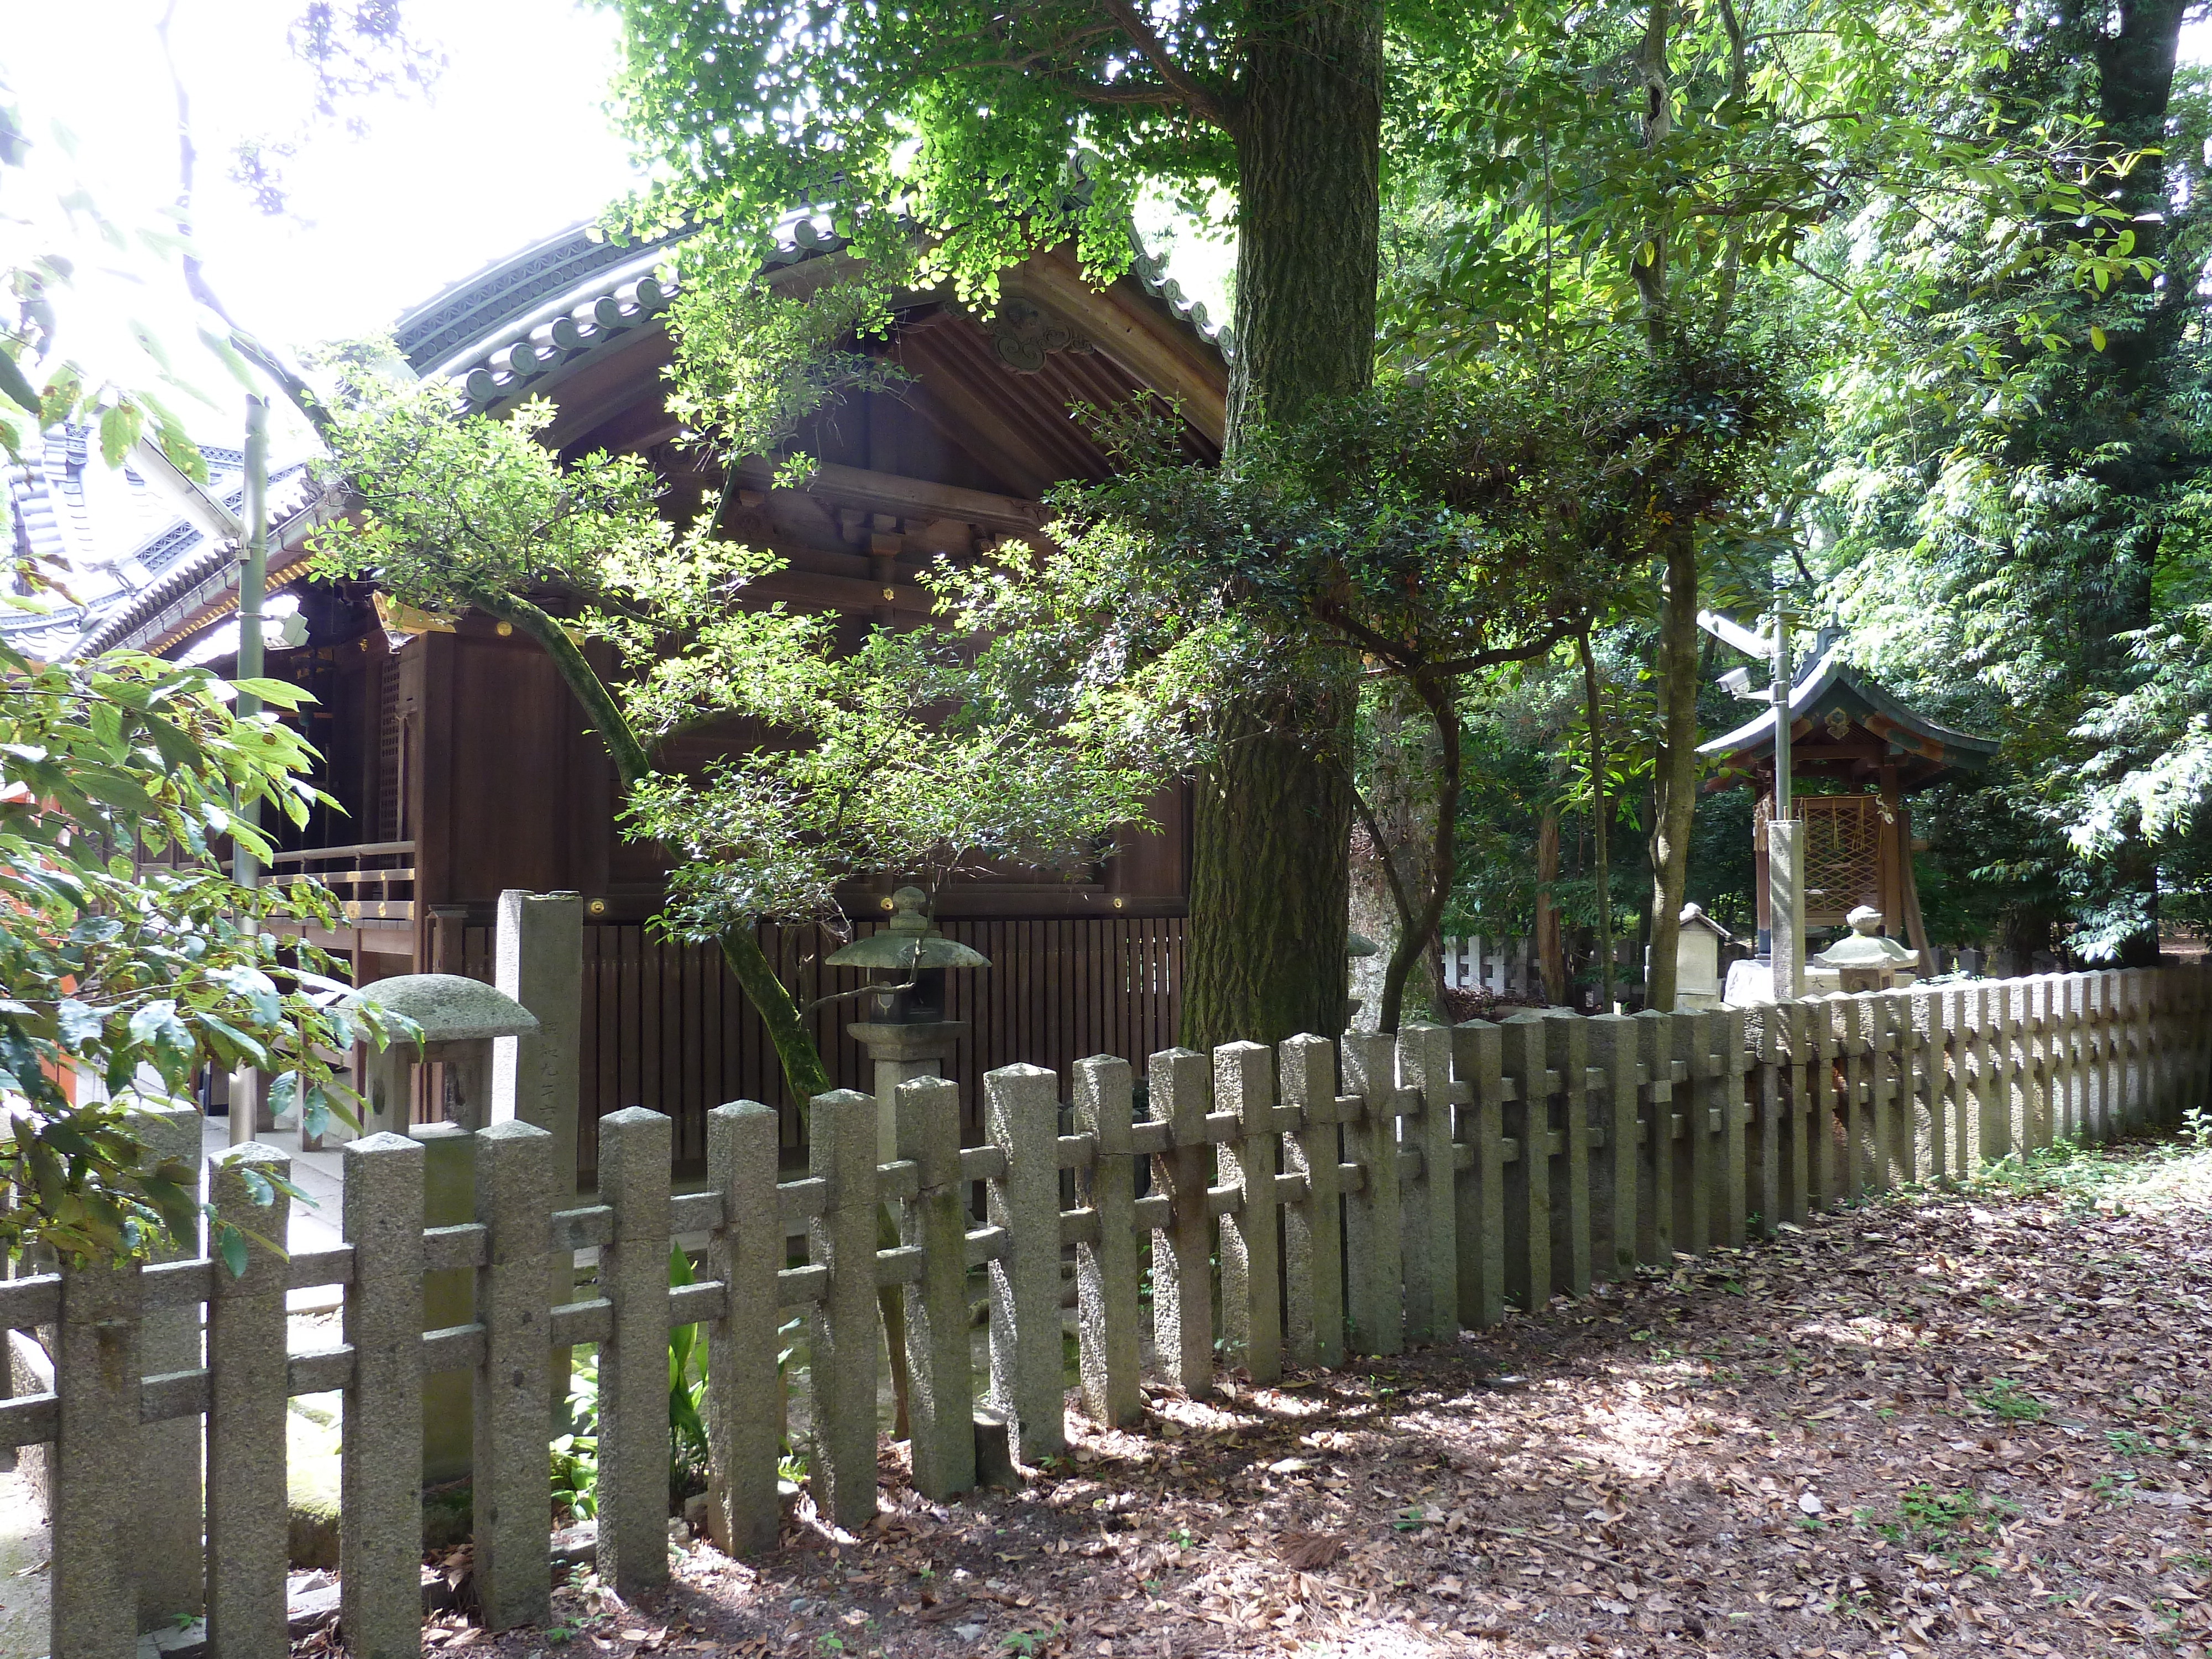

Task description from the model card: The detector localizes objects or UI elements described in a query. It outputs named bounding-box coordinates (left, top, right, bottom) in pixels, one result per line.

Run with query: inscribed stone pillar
left=493, top=890, right=583, bottom=1189
left=1768, top=819, right=1807, bottom=1001
left=133, top=1102, right=204, bottom=1628
left=50, top=1258, right=140, bottom=1659
left=414, top=1122, right=476, bottom=1484
left=493, top=889, right=585, bottom=1427
left=205, top=1144, right=291, bottom=1658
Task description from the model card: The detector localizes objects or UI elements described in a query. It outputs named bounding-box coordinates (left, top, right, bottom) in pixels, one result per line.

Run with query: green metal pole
left=229, top=396, right=270, bottom=1147
left=233, top=394, right=269, bottom=888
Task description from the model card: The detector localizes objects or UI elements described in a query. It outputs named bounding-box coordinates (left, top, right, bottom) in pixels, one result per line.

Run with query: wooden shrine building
left=1698, top=631, right=1998, bottom=969
left=85, top=218, right=1230, bottom=1181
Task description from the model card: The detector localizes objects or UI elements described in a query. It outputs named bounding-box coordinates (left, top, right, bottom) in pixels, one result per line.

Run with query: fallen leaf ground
left=463, top=1134, right=2212, bottom=1659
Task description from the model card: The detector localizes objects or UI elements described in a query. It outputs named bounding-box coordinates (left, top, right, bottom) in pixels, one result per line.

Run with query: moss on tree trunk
left=1186, top=699, right=1357, bottom=1051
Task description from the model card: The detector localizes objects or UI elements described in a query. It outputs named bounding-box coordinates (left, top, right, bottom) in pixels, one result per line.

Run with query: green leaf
left=55, top=998, right=104, bottom=1048
left=97, top=401, right=142, bottom=467
left=127, top=999, right=192, bottom=1055
left=0, top=349, right=42, bottom=418
left=217, top=1222, right=248, bottom=1280
left=266, top=1070, right=300, bottom=1120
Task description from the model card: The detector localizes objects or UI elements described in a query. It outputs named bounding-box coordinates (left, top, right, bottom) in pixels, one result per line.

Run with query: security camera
left=1718, top=665, right=1759, bottom=699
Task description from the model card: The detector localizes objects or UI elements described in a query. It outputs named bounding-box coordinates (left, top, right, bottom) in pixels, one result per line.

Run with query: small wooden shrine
left=1698, top=632, right=1997, bottom=967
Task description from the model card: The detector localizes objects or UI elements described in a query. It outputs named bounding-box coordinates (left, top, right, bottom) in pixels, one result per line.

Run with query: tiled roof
left=431, top=210, right=1229, bottom=418
left=2, top=429, right=309, bottom=659
left=393, top=225, right=686, bottom=374
left=65, top=460, right=325, bottom=660
left=39, top=178, right=1230, bottom=660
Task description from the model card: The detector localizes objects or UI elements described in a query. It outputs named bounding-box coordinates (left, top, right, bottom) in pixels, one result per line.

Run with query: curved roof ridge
left=422, top=208, right=1230, bottom=416
left=1698, top=639, right=2000, bottom=769
left=393, top=221, right=686, bottom=374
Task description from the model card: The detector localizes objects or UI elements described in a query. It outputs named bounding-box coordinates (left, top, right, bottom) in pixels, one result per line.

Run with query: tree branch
left=1053, top=74, right=1191, bottom=107
left=1313, top=599, right=1420, bottom=672
left=1092, top=0, right=1238, bottom=127
left=1349, top=775, right=1420, bottom=940
left=1428, top=617, right=1580, bottom=677
left=155, top=1, right=333, bottom=444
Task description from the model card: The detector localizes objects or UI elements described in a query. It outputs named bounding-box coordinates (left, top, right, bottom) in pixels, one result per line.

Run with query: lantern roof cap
left=1812, top=907, right=1918, bottom=969
left=825, top=888, right=991, bottom=970
left=340, top=974, right=539, bottom=1044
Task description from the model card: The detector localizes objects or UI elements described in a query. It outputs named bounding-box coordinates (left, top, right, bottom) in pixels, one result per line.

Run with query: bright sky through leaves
left=5, top=0, right=645, bottom=373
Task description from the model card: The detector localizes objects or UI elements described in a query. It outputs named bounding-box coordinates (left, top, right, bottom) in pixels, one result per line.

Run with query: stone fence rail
left=4, top=964, right=2207, bottom=1659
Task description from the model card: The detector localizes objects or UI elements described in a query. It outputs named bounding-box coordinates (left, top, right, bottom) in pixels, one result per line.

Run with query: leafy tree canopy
left=0, top=617, right=412, bottom=1266
left=602, top=0, right=1237, bottom=299
left=311, top=369, right=1152, bottom=1092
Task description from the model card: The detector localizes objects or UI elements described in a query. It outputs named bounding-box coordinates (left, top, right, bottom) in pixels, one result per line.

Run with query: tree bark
left=1182, top=0, right=1382, bottom=1051
left=1534, top=806, right=1563, bottom=1005
left=2092, top=0, right=2188, bottom=300
left=1187, top=698, right=1357, bottom=1051
left=1223, top=0, right=1383, bottom=441
left=1645, top=527, right=1701, bottom=1011
left=1630, top=0, right=1702, bottom=1012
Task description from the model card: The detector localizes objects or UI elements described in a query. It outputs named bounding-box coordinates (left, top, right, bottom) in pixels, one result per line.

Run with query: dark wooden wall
left=458, top=914, right=1185, bottom=1184
left=284, top=265, right=1221, bottom=1180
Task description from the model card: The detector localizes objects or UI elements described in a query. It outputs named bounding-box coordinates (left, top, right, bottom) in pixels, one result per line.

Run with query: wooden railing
left=259, top=845, right=418, bottom=925
left=267, top=839, right=415, bottom=923
left=132, top=839, right=416, bottom=927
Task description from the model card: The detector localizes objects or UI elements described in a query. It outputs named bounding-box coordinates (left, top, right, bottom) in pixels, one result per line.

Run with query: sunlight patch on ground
left=1965, top=1134, right=2212, bottom=1214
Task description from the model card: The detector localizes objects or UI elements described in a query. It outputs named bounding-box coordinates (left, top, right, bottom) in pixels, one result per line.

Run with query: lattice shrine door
left=1756, top=791, right=1900, bottom=930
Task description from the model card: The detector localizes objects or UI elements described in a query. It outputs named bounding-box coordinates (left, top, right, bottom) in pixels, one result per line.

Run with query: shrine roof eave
left=1695, top=641, right=2000, bottom=790
left=410, top=214, right=1230, bottom=427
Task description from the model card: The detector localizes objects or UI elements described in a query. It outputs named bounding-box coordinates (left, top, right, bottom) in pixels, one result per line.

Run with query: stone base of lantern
left=849, top=1021, right=969, bottom=1160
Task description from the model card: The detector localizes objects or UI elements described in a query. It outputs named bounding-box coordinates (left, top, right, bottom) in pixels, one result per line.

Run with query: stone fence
left=4, top=964, right=2208, bottom=1659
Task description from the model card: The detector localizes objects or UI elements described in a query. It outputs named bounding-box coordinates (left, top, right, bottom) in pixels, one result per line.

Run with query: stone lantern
left=341, top=973, right=539, bottom=1481
left=343, top=972, right=540, bottom=1131
left=1345, top=930, right=1380, bottom=1025
left=1811, top=906, right=1919, bottom=993
left=828, top=888, right=990, bottom=1155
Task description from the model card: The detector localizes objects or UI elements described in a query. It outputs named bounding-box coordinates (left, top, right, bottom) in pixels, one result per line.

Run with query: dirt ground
left=438, top=1135, right=2212, bottom=1659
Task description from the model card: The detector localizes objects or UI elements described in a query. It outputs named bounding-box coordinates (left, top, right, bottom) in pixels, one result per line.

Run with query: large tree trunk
left=2093, top=0, right=2188, bottom=352
left=1644, top=528, right=1701, bottom=1011
left=1533, top=806, right=1563, bottom=1005
left=2090, top=0, right=2189, bottom=966
left=1630, top=0, right=1704, bottom=1013
left=1188, top=700, right=1358, bottom=1051
left=1223, top=0, right=1382, bottom=440
left=1183, top=0, right=1381, bottom=1051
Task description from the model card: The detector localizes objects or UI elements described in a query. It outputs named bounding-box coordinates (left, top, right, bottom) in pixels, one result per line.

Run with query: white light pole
left=1766, top=590, right=1804, bottom=1000
left=1700, top=584, right=1807, bottom=1000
